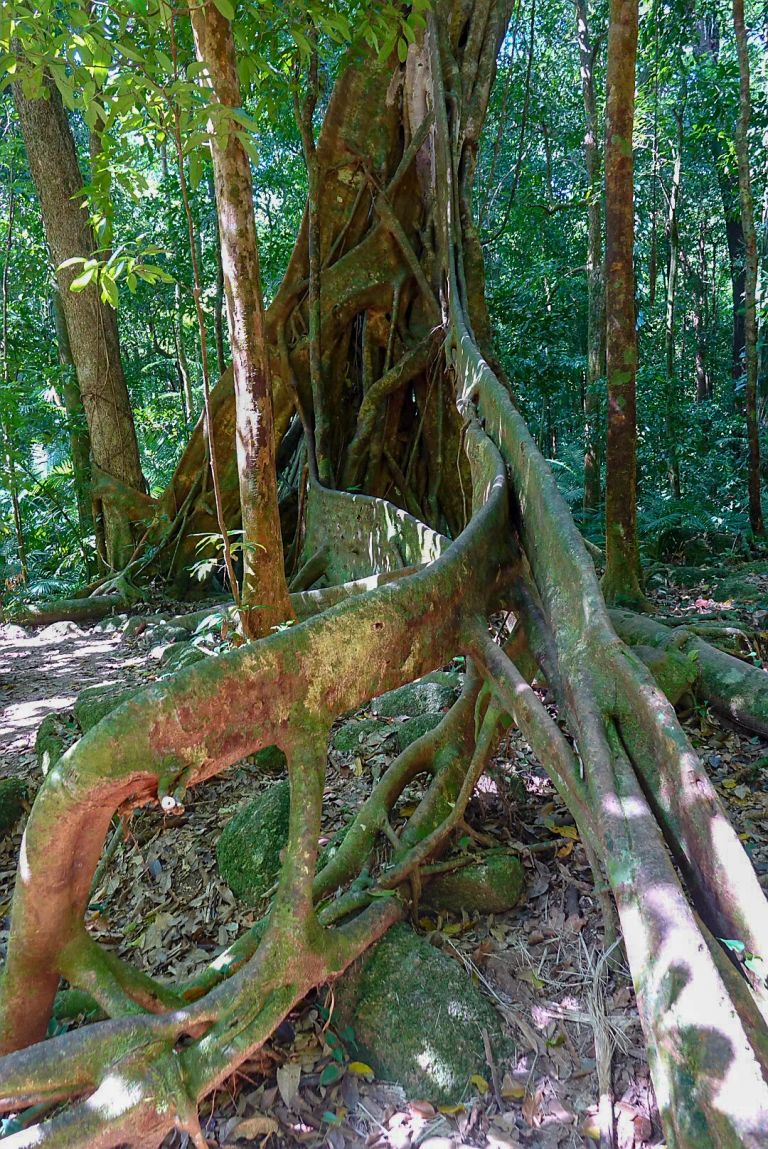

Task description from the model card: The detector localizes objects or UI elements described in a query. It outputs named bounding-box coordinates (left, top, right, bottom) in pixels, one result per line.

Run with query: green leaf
left=69, top=267, right=97, bottom=292
left=101, top=274, right=119, bottom=308
left=319, top=1062, right=345, bottom=1087
left=211, top=0, right=235, bottom=19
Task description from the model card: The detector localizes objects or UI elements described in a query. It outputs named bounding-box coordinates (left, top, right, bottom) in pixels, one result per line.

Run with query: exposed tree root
left=611, top=607, right=768, bottom=737
left=2, top=595, right=130, bottom=628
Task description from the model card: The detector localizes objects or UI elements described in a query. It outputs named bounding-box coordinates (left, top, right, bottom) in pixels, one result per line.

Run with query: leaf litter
left=0, top=568, right=766, bottom=1149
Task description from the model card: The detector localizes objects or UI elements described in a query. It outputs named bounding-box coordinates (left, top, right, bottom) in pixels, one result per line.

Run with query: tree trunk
left=0, top=165, right=27, bottom=582
left=13, top=74, right=146, bottom=571
left=51, top=288, right=95, bottom=576
left=732, top=0, right=764, bottom=535
left=601, top=0, right=644, bottom=606
left=693, top=223, right=711, bottom=401
left=173, top=282, right=195, bottom=426
left=698, top=17, right=748, bottom=392
left=575, top=0, right=604, bottom=513
left=664, top=106, right=683, bottom=499
left=189, top=0, right=293, bottom=636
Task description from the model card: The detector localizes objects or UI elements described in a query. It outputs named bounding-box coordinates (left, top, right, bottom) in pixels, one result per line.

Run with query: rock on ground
left=423, top=851, right=525, bottom=915
left=216, top=779, right=291, bottom=902
left=335, top=923, right=509, bottom=1102
left=0, top=778, right=29, bottom=837
left=371, top=672, right=461, bottom=719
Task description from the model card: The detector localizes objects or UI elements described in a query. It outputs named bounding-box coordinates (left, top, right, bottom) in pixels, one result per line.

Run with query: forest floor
left=0, top=560, right=766, bottom=1149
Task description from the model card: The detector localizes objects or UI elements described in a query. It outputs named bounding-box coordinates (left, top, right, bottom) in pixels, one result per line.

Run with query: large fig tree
left=2, top=4, right=768, bottom=1148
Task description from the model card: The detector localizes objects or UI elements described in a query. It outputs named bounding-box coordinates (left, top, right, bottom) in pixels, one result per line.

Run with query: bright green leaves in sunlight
left=58, top=244, right=174, bottom=310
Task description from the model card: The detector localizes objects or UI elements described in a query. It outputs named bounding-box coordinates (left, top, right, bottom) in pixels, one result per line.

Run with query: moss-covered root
left=610, top=607, right=768, bottom=737
left=2, top=596, right=123, bottom=628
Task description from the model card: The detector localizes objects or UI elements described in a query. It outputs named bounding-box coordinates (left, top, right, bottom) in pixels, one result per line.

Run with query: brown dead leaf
left=232, top=1113, right=279, bottom=1140
left=276, top=1060, right=301, bottom=1109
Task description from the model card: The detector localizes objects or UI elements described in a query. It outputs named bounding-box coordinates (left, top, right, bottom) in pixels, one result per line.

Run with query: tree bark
left=575, top=0, right=605, bottom=513
left=601, top=0, right=644, bottom=606
left=732, top=0, right=764, bottom=535
left=13, top=73, right=146, bottom=570
left=189, top=0, right=293, bottom=636
left=51, top=288, right=95, bottom=576
left=664, top=106, right=683, bottom=499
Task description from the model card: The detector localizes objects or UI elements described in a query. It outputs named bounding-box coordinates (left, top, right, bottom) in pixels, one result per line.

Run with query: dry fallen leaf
left=232, top=1113, right=279, bottom=1140
left=276, top=1060, right=301, bottom=1109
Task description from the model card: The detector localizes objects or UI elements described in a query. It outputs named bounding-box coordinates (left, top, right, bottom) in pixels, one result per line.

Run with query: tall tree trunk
left=664, top=106, right=683, bottom=499
left=693, top=223, right=711, bottom=401
left=602, top=0, right=644, bottom=606
left=189, top=0, right=293, bottom=637
left=0, top=166, right=27, bottom=581
left=575, top=0, right=605, bottom=513
left=732, top=0, right=764, bottom=535
left=698, top=17, right=747, bottom=392
left=206, top=167, right=227, bottom=379
left=52, top=288, right=95, bottom=577
left=173, top=282, right=195, bottom=426
left=13, top=74, right=146, bottom=570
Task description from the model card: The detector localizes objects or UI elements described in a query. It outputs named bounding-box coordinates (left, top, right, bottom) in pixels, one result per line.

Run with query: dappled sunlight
left=86, top=1073, right=143, bottom=1120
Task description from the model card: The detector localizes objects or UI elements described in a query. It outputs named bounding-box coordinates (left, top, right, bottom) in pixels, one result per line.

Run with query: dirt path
left=0, top=619, right=150, bottom=782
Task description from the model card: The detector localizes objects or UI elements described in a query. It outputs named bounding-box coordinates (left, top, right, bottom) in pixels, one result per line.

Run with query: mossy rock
left=396, top=713, right=443, bottom=752
left=217, top=780, right=290, bottom=902
left=251, top=744, right=288, bottom=776
left=634, top=645, right=697, bottom=707
left=332, top=718, right=392, bottom=752
left=35, top=712, right=75, bottom=775
left=711, top=574, right=766, bottom=604
left=423, top=852, right=526, bottom=915
left=0, top=777, right=29, bottom=837
left=372, top=672, right=460, bottom=719
left=335, top=924, right=508, bottom=1102
left=73, top=683, right=141, bottom=733
left=160, top=641, right=206, bottom=671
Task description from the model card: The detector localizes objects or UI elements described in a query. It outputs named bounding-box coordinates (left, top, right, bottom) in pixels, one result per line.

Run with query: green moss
left=423, top=852, right=525, bottom=914
left=217, top=780, right=291, bottom=902
left=73, top=683, right=141, bottom=733
left=372, top=672, right=460, bottom=719
left=251, top=745, right=288, bottom=775
left=159, top=641, right=206, bottom=671
left=335, top=924, right=509, bottom=1102
left=332, top=718, right=392, bottom=752
left=396, top=713, right=442, bottom=752
left=0, top=777, right=29, bottom=836
left=633, top=645, right=697, bottom=707
left=35, top=712, right=75, bottom=775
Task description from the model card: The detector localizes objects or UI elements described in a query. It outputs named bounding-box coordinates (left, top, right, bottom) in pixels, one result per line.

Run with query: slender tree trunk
left=733, top=0, right=764, bottom=535
left=189, top=0, right=293, bottom=637
left=698, top=18, right=748, bottom=392
left=664, top=106, right=683, bottom=499
left=693, top=223, right=711, bottom=401
left=52, top=288, right=95, bottom=576
left=173, top=282, right=195, bottom=425
left=758, top=185, right=768, bottom=416
left=295, top=43, right=329, bottom=485
left=0, top=167, right=27, bottom=581
left=207, top=167, right=227, bottom=378
left=575, top=0, right=605, bottom=512
left=13, top=74, right=146, bottom=570
left=602, top=0, right=644, bottom=606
